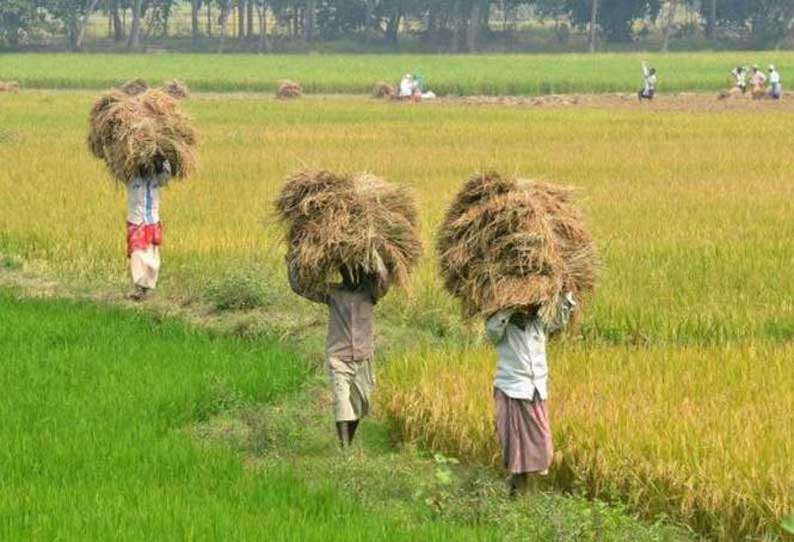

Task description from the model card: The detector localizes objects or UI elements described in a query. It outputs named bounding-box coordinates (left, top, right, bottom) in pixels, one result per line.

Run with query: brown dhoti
left=494, top=387, right=553, bottom=474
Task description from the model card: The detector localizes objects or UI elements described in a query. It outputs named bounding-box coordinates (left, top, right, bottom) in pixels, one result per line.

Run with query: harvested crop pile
left=276, top=80, right=302, bottom=99
left=276, top=169, right=422, bottom=297
left=437, top=172, right=598, bottom=325
left=372, top=81, right=396, bottom=99
left=120, top=78, right=149, bottom=96
left=162, top=79, right=189, bottom=100
left=87, top=86, right=197, bottom=183
left=0, top=81, right=20, bottom=93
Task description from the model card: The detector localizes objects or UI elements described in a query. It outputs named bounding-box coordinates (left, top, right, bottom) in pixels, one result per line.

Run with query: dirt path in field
left=431, top=92, right=794, bottom=113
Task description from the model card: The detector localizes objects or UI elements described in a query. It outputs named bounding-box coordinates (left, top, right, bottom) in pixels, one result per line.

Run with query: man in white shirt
left=768, top=65, right=782, bottom=99
left=639, top=61, right=656, bottom=101
left=486, top=292, right=577, bottom=495
left=126, top=155, right=170, bottom=300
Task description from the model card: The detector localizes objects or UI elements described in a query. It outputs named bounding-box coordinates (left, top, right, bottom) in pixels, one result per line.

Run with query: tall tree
left=217, top=0, right=233, bottom=52
left=127, top=0, right=142, bottom=48
left=303, top=0, right=315, bottom=42
left=588, top=0, right=598, bottom=51
left=191, top=0, right=202, bottom=48
left=661, top=0, right=678, bottom=51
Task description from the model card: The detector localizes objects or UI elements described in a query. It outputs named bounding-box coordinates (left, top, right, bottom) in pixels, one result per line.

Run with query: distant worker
left=750, top=65, right=767, bottom=99
left=289, top=260, right=391, bottom=449
left=730, top=66, right=747, bottom=96
left=638, top=61, right=656, bottom=101
left=399, top=74, right=415, bottom=100
left=768, top=65, right=782, bottom=99
left=486, top=293, right=577, bottom=495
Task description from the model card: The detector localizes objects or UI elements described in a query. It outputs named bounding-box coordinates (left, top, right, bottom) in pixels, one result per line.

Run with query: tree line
left=2, top=0, right=793, bottom=52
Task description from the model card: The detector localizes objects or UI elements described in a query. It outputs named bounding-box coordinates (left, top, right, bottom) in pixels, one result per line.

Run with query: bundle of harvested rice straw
left=277, top=80, right=302, bottom=99
left=276, top=169, right=422, bottom=297
left=438, top=172, right=598, bottom=326
left=0, top=81, right=20, bottom=93
left=372, top=81, right=396, bottom=99
left=87, top=80, right=197, bottom=183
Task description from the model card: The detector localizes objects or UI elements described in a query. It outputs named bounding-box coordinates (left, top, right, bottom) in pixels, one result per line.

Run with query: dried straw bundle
left=438, top=172, right=598, bottom=325
left=87, top=87, right=197, bottom=183
left=277, top=80, right=302, bottom=99
left=276, top=169, right=422, bottom=297
left=0, top=81, right=20, bottom=93
left=372, top=81, right=396, bottom=99
left=162, top=79, right=189, bottom=99
left=120, top=78, right=149, bottom=96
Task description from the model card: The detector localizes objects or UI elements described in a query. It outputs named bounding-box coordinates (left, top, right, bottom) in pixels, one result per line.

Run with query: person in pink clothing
left=126, top=154, right=170, bottom=301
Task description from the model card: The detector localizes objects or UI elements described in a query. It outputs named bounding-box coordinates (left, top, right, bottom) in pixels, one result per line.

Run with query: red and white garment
left=126, top=174, right=167, bottom=289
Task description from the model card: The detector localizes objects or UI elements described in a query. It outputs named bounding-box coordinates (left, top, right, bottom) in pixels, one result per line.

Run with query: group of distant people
left=638, top=60, right=783, bottom=102
left=398, top=73, right=436, bottom=102
left=730, top=64, right=782, bottom=99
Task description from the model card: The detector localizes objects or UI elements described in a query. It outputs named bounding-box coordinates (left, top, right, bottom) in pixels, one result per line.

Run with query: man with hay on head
left=277, top=169, right=421, bottom=448
left=87, top=81, right=196, bottom=300
left=438, top=172, right=597, bottom=494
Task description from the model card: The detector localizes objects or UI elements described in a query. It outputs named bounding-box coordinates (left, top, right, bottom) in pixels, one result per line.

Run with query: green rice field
left=2, top=52, right=793, bottom=95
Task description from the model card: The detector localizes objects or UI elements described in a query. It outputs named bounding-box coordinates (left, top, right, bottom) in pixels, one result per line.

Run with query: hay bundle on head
left=277, top=80, right=302, bottom=100
left=120, top=78, right=149, bottom=96
left=276, top=169, right=422, bottom=298
left=87, top=87, right=197, bottom=183
left=437, top=172, right=598, bottom=326
left=0, top=81, right=20, bottom=93
left=372, top=81, right=396, bottom=99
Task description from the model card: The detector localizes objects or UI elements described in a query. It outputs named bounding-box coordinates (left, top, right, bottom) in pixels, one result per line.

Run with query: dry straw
left=276, top=80, right=302, bottom=99
left=87, top=82, right=197, bottom=183
left=437, top=172, right=598, bottom=325
left=276, top=169, right=422, bottom=298
left=0, top=81, right=20, bottom=93
left=120, top=78, right=149, bottom=96
left=372, top=81, right=396, bottom=99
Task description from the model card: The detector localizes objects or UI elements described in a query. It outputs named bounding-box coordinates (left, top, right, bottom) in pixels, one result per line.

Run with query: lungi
left=494, top=387, right=553, bottom=474
left=328, top=357, right=374, bottom=422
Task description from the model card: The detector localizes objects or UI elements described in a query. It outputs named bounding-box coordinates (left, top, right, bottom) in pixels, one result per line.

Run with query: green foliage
left=207, top=269, right=271, bottom=312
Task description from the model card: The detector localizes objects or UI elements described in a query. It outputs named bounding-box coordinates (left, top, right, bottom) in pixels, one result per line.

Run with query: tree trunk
left=705, top=0, right=716, bottom=39
left=661, top=0, right=678, bottom=52
left=218, top=0, right=232, bottom=53
left=207, top=1, right=212, bottom=37
left=256, top=1, right=269, bottom=52
left=303, top=0, right=315, bottom=43
left=452, top=0, right=464, bottom=51
left=466, top=1, right=482, bottom=53
left=74, top=0, right=102, bottom=50
left=588, top=0, right=599, bottom=53
left=127, top=0, right=143, bottom=50
left=385, top=0, right=403, bottom=46
left=112, top=0, right=124, bottom=42
left=365, top=0, right=376, bottom=43
left=237, top=0, right=244, bottom=39
left=192, top=0, right=201, bottom=48
left=247, top=0, right=254, bottom=37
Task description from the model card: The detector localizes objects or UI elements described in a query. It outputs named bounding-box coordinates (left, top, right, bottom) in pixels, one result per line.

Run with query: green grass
left=2, top=52, right=793, bottom=95
left=0, top=291, right=690, bottom=541
left=0, top=292, right=489, bottom=541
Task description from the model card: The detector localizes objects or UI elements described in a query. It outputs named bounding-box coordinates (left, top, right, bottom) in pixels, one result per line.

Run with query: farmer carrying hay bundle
left=87, top=82, right=197, bottom=300
left=277, top=169, right=421, bottom=448
left=437, top=172, right=598, bottom=494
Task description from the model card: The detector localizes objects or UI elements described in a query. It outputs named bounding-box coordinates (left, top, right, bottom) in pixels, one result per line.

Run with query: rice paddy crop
left=1, top=88, right=793, bottom=539
left=3, top=52, right=794, bottom=95
left=378, top=343, right=794, bottom=540
left=0, top=293, right=510, bottom=541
